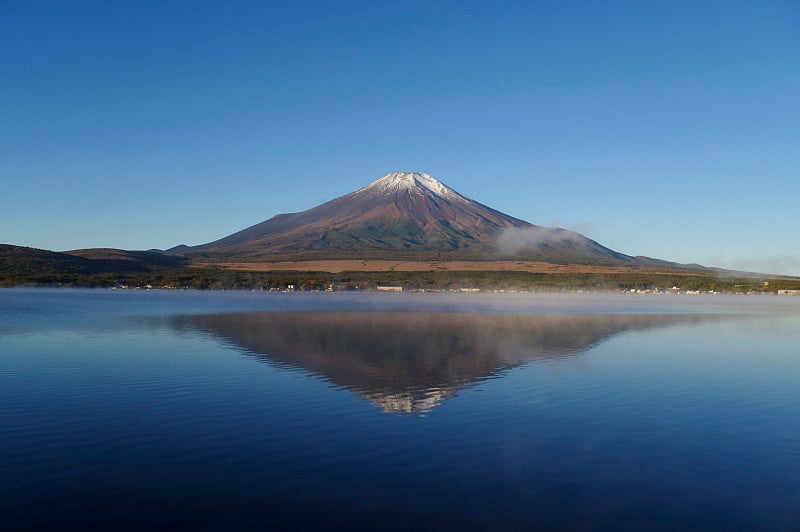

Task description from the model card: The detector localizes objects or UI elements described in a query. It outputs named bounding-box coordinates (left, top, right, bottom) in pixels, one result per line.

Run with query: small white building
left=377, top=286, right=403, bottom=292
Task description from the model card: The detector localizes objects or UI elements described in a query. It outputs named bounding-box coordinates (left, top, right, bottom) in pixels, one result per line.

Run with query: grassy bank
left=4, top=266, right=800, bottom=294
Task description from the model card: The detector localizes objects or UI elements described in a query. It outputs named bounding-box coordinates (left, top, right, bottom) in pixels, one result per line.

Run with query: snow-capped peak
left=358, top=171, right=467, bottom=202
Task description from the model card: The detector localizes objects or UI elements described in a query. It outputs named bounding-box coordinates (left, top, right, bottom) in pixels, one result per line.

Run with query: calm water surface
left=1, top=289, right=799, bottom=530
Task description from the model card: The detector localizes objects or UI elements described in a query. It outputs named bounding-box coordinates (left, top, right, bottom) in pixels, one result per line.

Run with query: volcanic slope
left=174, top=172, right=637, bottom=265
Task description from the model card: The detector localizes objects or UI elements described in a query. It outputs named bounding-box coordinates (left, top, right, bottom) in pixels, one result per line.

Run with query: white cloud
left=496, top=226, right=589, bottom=255
left=706, top=255, right=800, bottom=277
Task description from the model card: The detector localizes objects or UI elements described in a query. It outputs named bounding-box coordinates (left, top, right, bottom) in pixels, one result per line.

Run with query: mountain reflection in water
left=180, top=311, right=709, bottom=414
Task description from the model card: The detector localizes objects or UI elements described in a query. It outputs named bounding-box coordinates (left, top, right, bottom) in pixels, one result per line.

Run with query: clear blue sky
left=2, top=1, right=799, bottom=275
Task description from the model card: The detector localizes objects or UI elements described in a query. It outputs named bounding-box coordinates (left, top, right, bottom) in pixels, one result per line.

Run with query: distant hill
left=66, top=248, right=187, bottom=268
left=1, top=245, right=100, bottom=277
left=0, top=244, right=187, bottom=286
left=171, top=171, right=639, bottom=266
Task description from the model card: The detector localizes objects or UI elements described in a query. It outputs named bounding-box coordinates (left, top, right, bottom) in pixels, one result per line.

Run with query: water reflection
left=180, top=311, right=711, bottom=414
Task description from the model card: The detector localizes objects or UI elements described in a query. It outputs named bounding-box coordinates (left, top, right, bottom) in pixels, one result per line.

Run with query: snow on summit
left=358, top=172, right=466, bottom=202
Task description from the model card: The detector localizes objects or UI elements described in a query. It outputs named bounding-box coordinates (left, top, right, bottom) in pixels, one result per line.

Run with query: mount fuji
left=171, top=171, right=638, bottom=265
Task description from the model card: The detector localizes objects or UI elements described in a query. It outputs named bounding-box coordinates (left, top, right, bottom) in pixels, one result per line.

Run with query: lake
left=2, top=289, right=799, bottom=530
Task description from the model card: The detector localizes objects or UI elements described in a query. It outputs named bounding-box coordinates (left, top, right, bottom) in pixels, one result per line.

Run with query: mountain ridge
left=6, top=172, right=797, bottom=288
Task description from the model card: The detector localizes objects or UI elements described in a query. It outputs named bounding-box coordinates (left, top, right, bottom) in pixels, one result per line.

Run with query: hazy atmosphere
left=2, top=1, right=799, bottom=274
